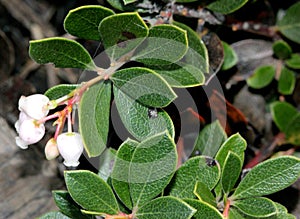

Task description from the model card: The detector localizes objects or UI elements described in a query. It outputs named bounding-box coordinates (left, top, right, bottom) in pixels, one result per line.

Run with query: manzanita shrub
left=14, top=1, right=300, bottom=219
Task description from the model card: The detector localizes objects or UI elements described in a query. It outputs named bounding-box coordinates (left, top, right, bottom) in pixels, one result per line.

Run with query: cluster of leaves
left=40, top=126, right=300, bottom=219
left=26, top=0, right=300, bottom=218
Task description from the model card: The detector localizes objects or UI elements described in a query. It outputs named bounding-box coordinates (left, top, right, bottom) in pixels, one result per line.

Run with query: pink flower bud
left=57, top=132, right=84, bottom=167
left=15, top=119, right=45, bottom=149
left=18, top=94, right=50, bottom=120
left=45, top=138, right=60, bottom=160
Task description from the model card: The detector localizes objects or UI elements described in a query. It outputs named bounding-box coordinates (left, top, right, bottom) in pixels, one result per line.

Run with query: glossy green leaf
left=111, top=67, right=177, bottom=107
left=52, top=190, right=92, bottom=219
left=247, top=65, right=275, bottom=89
left=183, top=199, right=223, bottom=219
left=64, top=5, right=114, bottom=41
left=193, top=120, right=227, bottom=157
left=64, top=170, right=119, bottom=214
left=232, top=156, right=300, bottom=199
left=278, top=67, right=296, bottom=95
left=286, top=113, right=300, bottom=145
left=106, top=0, right=135, bottom=11
left=222, top=41, right=238, bottom=70
left=272, top=40, right=292, bottom=59
left=221, top=151, right=243, bottom=194
left=135, top=196, right=196, bottom=219
left=44, top=84, right=78, bottom=100
left=38, top=211, right=71, bottom=219
left=133, top=24, right=188, bottom=65
left=29, top=37, right=97, bottom=70
left=277, top=2, right=300, bottom=44
left=169, top=156, right=220, bottom=199
left=114, top=87, right=174, bottom=141
left=194, top=181, right=217, bottom=207
left=98, top=148, right=117, bottom=182
left=129, top=132, right=177, bottom=207
left=270, top=101, right=298, bottom=133
left=207, top=0, right=248, bottom=14
left=232, top=197, right=277, bottom=218
left=79, top=81, right=111, bottom=157
left=111, top=139, right=138, bottom=209
left=99, top=12, right=148, bottom=60
left=286, top=54, right=300, bottom=69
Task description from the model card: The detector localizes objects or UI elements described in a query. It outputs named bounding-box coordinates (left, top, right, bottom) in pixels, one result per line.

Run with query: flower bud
left=57, top=132, right=84, bottom=167
left=18, top=94, right=50, bottom=120
left=15, top=119, right=45, bottom=149
left=45, top=138, right=60, bottom=160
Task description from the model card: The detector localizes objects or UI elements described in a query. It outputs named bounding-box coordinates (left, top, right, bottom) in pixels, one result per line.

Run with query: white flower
left=15, top=118, right=45, bottom=149
left=57, top=132, right=84, bottom=167
left=45, top=138, right=60, bottom=160
left=18, top=94, right=50, bottom=120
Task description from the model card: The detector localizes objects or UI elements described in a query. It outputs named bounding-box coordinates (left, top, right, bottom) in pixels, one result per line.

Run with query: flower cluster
left=15, top=94, right=84, bottom=167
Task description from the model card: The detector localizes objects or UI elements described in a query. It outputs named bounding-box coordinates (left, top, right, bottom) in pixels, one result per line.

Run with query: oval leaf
left=232, top=156, right=300, bottom=199
left=44, top=84, right=79, bottom=100
left=135, top=196, right=196, bottom=219
left=278, top=67, right=296, bottom=95
left=64, top=170, right=119, bottom=214
left=168, top=156, right=220, bottom=199
left=99, top=12, right=148, bottom=60
left=222, top=41, right=238, bottom=70
left=129, top=132, right=177, bottom=207
left=285, top=113, right=300, bottom=145
left=286, top=54, right=300, bottom=69
left=194, top=181, right=217, bottom=207
left=113, top=86, right=174, bottom=141
left=247, top=65, right=275, bottom=89
left=133, top=24, right=188, bottom=65
left=79, top=81, right=111, bottom=157
left=111, top=139, right=138, bottom=209
left=232, top=197, right=277, bottom=218
left=111, top=67, right=177, bottom=107
left=183, top=199, right=223, bottom=219
left=64, top=5, right=114, bottom=41
left=272, top=40, right=292, bottom=60
left=277, top=2, right=300, bottom=44
left=207, top=0, right=248, bottom=14
left=29, top=37, right=97, bottom=70
left=221, top=151, right=243, bottom=194
left=270, top=101, right=299, bottom=133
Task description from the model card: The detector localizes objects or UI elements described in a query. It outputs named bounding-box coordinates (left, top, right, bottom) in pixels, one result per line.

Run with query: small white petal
left=15, top=136, right=28, bottom=149
left=19, top=119, right=45, bottom=145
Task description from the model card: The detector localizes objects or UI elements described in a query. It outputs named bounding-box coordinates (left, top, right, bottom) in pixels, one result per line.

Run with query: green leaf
left=133, top=24, right=188, bottom=65
left=135, top=196, right=196, bottom=219
left=106, top=0, right=135, bottom=11
left=222, top=41, right=238, bottom=70
left=194, top=181, right=217, bottom=207
left=278, top=67, right=296, bottom=95
left=29, top=37, right=97, bottom=70
left=232, top=197, right=277, bottom=218
left=232, top=156, right=300, bottom=199
left=44, top=84, right=79, bottom=100
left=270, top=101, right=299, bottom=133
left=64, top=5, right=114, bottom=41
left=38, top=211, right=71, bottom=219
left=64, top=170, right=119, bottom=214
left=286, top=54, right=300, bottom=69
left=98, top=148, right=117, bottom=182
left=52, top=190, right=92, bottom=219
left=99, top=12, right=148, bottom=60
left=111, top=67, right=177, bottom=108
left=193, top=120, right=227, bottom=157
left=174, top=0, right=197, bottom=3
left=207, top=0, right=248, bottom=14
left=79, top=81, right=111, bottom=157
left=276, top=2, right=300, bottom=44
left=286, top=113, right=300, bottom=145
left=129, top=132, right=177, bottom=207
left=272, top=40, right=292, bottom=59
left=183, top=199, right=223, bottom=219
left=229, top=208, right=245, bottom=219
left=169, top=156, right=220, bottom=199
left=221, top=151, right=243, bottom=194
left=111, top=139, right=138, bottom=209
left=114, top=87, right=174, bottom=141
left=247, top=65, right=275, bottom=89
left=123, top=0, right=137, bottom=5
